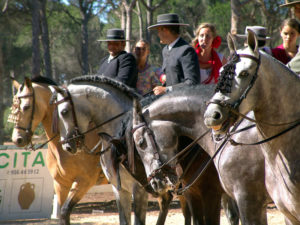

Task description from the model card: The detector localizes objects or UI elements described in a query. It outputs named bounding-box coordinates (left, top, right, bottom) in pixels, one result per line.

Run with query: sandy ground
left=1, top=192, right=285, bottom=225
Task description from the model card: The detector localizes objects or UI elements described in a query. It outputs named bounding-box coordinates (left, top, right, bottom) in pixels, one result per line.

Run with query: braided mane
left=71, top=75, right=142, bottom=100
left=31, top=76, right=58, bottom=86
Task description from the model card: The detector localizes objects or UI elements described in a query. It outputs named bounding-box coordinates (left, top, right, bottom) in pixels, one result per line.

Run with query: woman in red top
left=271, top=18, right=300, bottom=64
left=191, top=23, right=227, bottom=84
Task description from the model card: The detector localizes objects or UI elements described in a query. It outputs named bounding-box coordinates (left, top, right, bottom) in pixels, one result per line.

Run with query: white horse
left=204, top=31, right=300, bottom=225
left=130, top=85, right=270, bottom=225
left=49, top=75, right=190, bottom=225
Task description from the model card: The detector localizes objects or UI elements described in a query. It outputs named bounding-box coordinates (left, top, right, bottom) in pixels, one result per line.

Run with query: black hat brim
left=148, top=23, right=189, bottom=30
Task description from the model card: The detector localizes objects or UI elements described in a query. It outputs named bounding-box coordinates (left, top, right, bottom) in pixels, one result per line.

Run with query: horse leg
left=221, top=193, right=239, bottom=225
left=183, top=191, right=205, bottom=225
left=178, top=195, right=191, bottom=225
left=156, top=191, right=173, bottom=225
left=132, top=183, right=148, bottom=225
left=112, top=185, right=132, bottom=225
left=59, top=181, right=93, bottom=225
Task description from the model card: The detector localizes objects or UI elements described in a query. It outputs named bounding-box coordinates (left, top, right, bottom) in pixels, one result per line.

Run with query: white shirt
left=168, top=37, right=180, bottom=51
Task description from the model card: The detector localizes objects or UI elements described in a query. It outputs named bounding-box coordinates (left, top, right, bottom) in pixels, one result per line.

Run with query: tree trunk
left=31, top=0, right=41, bottom=78
left=0, top=39, right=4, bottom=144
left=40, top=0, right=52, bottom=79
left=146, top=0, right=153, bottom=43
left=136, top=1, right=143, bottom=40
left=81, top=16, right=89, bottom=75
left=121, top=5, right=126, bottom=31
left=123, top=0, right=137, bottom=52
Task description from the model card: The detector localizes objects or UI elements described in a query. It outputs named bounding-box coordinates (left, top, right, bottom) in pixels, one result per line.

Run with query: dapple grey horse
left=130, top=84, right=270, bottom=225
left=50, top=75, right=190, bottom=225
left=50, top=75, right=239, bottom=225
left=204, top=31, right=300, bottom=225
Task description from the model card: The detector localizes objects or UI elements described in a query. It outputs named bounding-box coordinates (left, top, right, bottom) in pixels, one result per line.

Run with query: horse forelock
left=70, top=75, right=142, bottom=100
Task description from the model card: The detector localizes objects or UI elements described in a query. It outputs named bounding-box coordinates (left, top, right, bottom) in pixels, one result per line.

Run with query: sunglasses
left=135, top=47, right=146, bottom=51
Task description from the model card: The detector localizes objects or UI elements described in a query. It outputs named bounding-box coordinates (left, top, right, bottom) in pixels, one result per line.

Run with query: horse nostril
left=16, top=137, right=23, bottom=145
left=212, top=111, right=221, bottom=120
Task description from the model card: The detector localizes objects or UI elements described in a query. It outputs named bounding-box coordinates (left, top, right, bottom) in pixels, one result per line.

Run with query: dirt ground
left=1, top=192, right=285, bottom=225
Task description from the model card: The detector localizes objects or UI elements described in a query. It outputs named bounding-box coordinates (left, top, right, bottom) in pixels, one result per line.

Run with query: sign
left=0, top=146, right=54, bottom=221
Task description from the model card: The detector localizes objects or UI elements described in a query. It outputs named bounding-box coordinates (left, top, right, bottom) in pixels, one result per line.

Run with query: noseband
left=8, top=90, right=35, bottom=138
left=208, top=52, right=261, bottom=110
left=52, top=87, right=84, bottom=147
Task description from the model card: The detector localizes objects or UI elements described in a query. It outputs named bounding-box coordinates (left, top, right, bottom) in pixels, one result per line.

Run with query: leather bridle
left=207, top=52, right=261, bottom=111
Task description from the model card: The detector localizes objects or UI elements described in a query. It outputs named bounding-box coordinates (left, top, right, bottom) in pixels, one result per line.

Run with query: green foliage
left=4, top=107, right=14, bottom=141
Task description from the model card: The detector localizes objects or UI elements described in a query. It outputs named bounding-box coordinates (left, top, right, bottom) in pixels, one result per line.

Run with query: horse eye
left=239, top=71, right=249, bottom=76
left=23, top=105, right=30, bottom=111
left=61, top=109, right=68, bottom=116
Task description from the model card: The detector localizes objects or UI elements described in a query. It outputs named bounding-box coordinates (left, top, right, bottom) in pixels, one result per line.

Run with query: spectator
left=236, top=25, right=272, bottom=54
left=134, top=40, right=162, bottom=95
left=271, top=18, right=300, bottom=64
left=191, top=23, right=227, bottom=84
left=280, top=0, right=300, bottom=73
left=97, top=28, right=138, bottom=88
left=148, top=13, right=200, bottom=95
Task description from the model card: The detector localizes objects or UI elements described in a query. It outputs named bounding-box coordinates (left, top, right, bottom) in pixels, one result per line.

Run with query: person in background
left=148, top=13, right=200, bottom=95
left=271, top=18, right=300, bottom=64
left=191, top=23, right=227, bottom=84
left=280, top=0, right=300, bottom=74
left=97, top=28, right=138, bottom=88
left=236, top=25, right=272, bottom=54
left=134, top=40, right=162, bottom=95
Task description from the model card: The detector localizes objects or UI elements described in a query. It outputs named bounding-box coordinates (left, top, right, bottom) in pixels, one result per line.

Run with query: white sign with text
left=0, top=147, right=54, bottom=221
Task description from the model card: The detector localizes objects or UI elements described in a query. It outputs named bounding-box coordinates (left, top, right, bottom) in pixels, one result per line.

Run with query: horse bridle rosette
left=208, top=52, right=261, bottom=111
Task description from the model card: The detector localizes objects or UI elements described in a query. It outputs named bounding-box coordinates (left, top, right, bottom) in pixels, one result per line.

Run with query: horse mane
left=70, top=75, right=142, bottom=100
left=31, top=76, right=58, bottom=86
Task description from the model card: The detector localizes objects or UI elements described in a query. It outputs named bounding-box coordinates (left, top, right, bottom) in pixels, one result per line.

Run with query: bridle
left=206, top=51, right=300, bottom=145
left=207, top=52, right=261, bottom=111
left=51, top=87, right=128, bottom=154
left=51, top=87, right=85, bottom=149
left=8, top=87, right=36, bottom=150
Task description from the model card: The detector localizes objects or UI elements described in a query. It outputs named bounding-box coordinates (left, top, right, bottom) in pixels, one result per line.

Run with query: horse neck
left=252, top=57, right=300, bottom=154
left=33, top=84, right=59, bottom=145
left=72, top=84, right=133, bottom=135
left=146, top=88, right=216, bottom=156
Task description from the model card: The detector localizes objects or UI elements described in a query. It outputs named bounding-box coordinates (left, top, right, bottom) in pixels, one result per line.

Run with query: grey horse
left=204, top=31, right=300, bottom=225
left=130, top=84, right=270, bottom=225
left=50, top=75, right=238, bottom=225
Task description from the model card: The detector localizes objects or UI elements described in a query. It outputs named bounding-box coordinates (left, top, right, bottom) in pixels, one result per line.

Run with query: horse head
left=49, top=85, right=88, bottom=154
left=204, top=30, right=261, bottom=134
left=10, top=77, right=38, bottom=147
left=132, top=99, right=178, bottom=194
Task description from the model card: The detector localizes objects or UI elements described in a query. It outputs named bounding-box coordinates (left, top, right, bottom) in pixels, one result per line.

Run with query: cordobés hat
left=148, top=13, right=189, bottom=29
left=280, top=0, right=300, bottom=7
left=236, top=26, right=271, bottom=40
left=97, top=28, right=132, bottom=42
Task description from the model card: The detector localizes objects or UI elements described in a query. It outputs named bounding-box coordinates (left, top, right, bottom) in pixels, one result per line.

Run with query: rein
left=52, top=87, right=128, bottom=154
left=207, top=52, right=300, bottom=146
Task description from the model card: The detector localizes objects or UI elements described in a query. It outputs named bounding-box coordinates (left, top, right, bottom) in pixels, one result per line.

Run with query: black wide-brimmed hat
left=280, top=0, right=300, bottom=7
left=236, top=26, right=271, bottom=40
left=97, top=28, right=132, bottom=42
left=148, top=13, right=189, bottom=29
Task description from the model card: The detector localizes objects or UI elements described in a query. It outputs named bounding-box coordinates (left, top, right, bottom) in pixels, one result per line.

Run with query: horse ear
left=24, top=77, right=32, bottom=88
left=247, top=29, right=259, bottom=54
left=49, top=85, right=60, bottom=105
left=227, top=33, right=236, bottom=54
left=133, top=98, right=143, bottom=125
left=12, top=79, right=20, bottom=90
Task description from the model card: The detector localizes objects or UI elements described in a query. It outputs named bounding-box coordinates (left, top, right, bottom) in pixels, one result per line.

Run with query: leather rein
left=207, top=52, right=300, bottom=146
